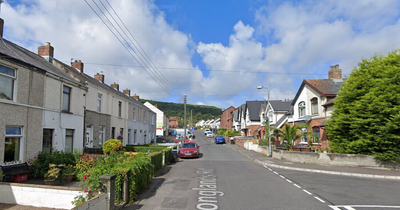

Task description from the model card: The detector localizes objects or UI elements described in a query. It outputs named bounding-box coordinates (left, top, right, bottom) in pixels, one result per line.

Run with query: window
left=42, top=129, right=53, bottom=153
left=111, top=127, right=115, bottom=139
left=133, top=129, right=137, bottom=144
left=298, top=101, right=306, bottom=117
left=143, top=110, right=146, bottom=123
left=97, top=94, right=102, bottom=112
left=133, top=107, right=136, bottom=120
left=300, top=127, right=307, bottom=143
left=313, top=126, right=320, bottom=143
left=128, top=129, right=132, bottom=144
left=62, top=86, right=71, bottom=112
left=311, top=98, right=318, bottom=115
left=118, top=101, right=122, bottom=117
left=65, top=129, right=74, bottom=153
left=0, top=64, right=16, bottom=101
left=99, top=126, right=105, bottom=147
left=4, top=126, right=22, bottom=162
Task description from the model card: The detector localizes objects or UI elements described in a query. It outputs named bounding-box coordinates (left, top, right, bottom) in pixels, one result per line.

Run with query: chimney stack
left=94, top=73, right=104, bottom=83
left=132, top=94, right=139, bottom=101
left=0, top=18, right=4, bottom=38
left=154, top=104, right=158, bottom=108
left=123, top=88, right=131, bottom=96
left=111, top=82, right=119, bottom=91
left=71, top=60, right=84, bottom=73
left=328, top=64, right=342, bottom=81
left=38, top=42, right=54, bottom=58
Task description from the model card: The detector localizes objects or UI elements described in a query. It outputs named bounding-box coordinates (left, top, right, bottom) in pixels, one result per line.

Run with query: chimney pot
left=38, top=42, right=54, bottom=58
left=71, top=59, right=84, bottom=73
left=328, top=64, right=342, bottom=81
left=94, top=73, right=105, bottom=83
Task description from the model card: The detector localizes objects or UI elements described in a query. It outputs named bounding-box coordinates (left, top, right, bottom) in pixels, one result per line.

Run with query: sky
left=3, top=0, right=400, bottom=109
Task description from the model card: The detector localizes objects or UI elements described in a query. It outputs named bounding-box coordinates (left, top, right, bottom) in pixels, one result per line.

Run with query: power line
left=85, top=0, right=183, bottom=100
left=77, top=62, right=332, bottom=76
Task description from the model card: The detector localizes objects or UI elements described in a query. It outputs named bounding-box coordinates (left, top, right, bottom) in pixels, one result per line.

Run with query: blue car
left=215, top=135, right=226, bottom=144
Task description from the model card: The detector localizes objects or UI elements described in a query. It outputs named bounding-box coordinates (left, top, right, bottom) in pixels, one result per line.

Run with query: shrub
left=102, top=139, right=123, bottom=154
left=31, top=151, right=76, bottom=178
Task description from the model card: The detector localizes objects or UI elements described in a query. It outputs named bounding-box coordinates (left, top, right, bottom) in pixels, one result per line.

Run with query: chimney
left=111, top=82, right=119, bottom=90
left=71, top=60, right=84, bottom=73
left=328, top=64, right=342, bottom=80
left=123, top=88, right=131, bottom=96
left=0, top=18, right=4, bottom=38
left=38, top=42, right=54, bottom=58
left=132, top=94, right=139, bottom=101
left=94, top=73, right=104, bottom=83
left=154, top=104, right=158, bottom=108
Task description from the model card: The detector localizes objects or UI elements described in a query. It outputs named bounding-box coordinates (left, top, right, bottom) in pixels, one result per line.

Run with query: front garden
left=27, top=139, right=173, bottom=207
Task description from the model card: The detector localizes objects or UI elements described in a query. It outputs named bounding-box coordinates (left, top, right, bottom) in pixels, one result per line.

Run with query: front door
left=86, top=126, right=93, bottom=148
left=43, top=129, right=53, bottom=153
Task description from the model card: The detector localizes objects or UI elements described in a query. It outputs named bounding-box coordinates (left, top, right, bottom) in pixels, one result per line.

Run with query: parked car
left=204, top=129, right=211, bottom=135
left=206, top=131, right=213, bottom=138
left=179, top=142, right=200, bottom=158
left=215, top=135, right=226, bottom=144
left=156, top=135, right=164, bottom=142
left=187, top=131, right=195, bottom=139
left=173, top=136, right=186, bottom=143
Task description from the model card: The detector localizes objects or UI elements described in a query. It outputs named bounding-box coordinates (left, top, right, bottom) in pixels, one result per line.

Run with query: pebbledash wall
left=0, top=183, right=81, bottom=209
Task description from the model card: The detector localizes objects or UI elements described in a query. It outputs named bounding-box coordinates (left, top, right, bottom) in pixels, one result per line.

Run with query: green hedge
left=123, top=145, right=172, bottom=168
left=73, top=152, right=152, bottom=206
left=30, top=151, right=76, bottom=178
left=149, top=151, right=163, bottom=175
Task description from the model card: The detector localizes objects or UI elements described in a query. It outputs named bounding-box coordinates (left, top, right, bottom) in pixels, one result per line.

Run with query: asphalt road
left=126, top=130, right=332, bottom=210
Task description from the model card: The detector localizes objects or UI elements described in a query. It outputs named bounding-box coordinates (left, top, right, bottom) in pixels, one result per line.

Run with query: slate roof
left=246, top=101, right=264, bottom=121
left=270, top=101, right=292, bottom=112
left=292, top=79, right=343, bottom=105
left=0, top=39, right=83, bottom=87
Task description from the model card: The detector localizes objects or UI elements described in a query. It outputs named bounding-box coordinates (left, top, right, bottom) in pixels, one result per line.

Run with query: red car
left=179, top=142, right=200, bottom=158
left=174, top=136, right=190, bottom=143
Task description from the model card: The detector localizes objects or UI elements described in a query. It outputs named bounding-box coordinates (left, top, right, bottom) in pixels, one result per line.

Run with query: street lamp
left=257, top=85, right=272, bottom=157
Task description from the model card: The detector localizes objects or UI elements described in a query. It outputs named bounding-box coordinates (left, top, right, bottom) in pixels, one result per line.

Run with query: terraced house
left=0, top=18, right=155, bottom=165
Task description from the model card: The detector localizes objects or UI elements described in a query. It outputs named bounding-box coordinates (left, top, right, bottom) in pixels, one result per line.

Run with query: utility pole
left=184, top=95, right=187, bottom=140
left=191, top=110, right=193, bottom=130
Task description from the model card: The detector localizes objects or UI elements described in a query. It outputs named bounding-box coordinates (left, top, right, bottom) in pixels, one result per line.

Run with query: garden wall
left=0, top=183, right=80, bottom=209
left=271, top=150, right=400, bottom=170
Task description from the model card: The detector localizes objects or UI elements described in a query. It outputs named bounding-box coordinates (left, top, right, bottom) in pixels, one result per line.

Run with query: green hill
left=140, top=99, right=222, bottom=127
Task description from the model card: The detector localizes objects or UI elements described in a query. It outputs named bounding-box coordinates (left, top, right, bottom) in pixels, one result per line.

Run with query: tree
left=327, top=50, right=400, bottom=162
left=273, top=123, right=302, bottom=151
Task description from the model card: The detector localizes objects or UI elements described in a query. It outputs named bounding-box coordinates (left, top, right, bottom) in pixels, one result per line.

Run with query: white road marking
left=273, top=171, right=278, bottom=174
left=314, top=196, right=325, bottom=203
left=286, top=179, right=292, bottom=183
left=329, top=205, right=400, bottom=209
left=279, top=175, right=285, bottom=179
left=303, top=189, right=312, bottom=195
left=293, top=184, right=301, bottom=188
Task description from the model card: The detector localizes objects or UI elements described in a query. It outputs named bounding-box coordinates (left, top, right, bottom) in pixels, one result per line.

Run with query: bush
left=103, top=139, right=122, bottom=154
left=30, top=151, right=76, bottom=178
left=73, top=152, right=152, bottom=206
left=259, top=139, right=268, bottom=146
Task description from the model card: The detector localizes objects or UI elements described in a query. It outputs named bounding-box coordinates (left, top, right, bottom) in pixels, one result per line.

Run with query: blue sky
left=3, top=0, right=400, bottom=109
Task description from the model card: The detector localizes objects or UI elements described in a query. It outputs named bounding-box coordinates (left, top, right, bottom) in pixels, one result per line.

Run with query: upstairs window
left=311, top=98, right=318, bottom=115
left=133, top=107, right=136, bottom=120
left=62, top=86, right=71, bottom=112
left=97, top=94, right=102, bottom=112
left=298, top=101, right=306, bottom=117
left=118, top=101, right=122, bottom=117
left=143, top=110, right=146, bottom=123
left=0, top=65, right=16, bottom=101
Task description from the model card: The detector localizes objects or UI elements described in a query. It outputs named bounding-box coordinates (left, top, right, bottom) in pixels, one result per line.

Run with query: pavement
left=226, top=143, right=400, bottom=180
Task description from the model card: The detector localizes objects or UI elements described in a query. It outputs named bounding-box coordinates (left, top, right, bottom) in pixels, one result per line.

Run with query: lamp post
left=257, top=85, right=272, bottom=157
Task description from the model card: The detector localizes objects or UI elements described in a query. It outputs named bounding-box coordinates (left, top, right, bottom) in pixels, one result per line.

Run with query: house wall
left=0, top=61, right=45, bottom=163
left=85, top=110, right=111, bottom=148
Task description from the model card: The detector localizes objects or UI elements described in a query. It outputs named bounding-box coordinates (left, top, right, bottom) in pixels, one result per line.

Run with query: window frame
left=0, top=64, right=16, bottom=101
left=97, top=93, right=102, bottom=112
left=311, top=97, right=318, bottom=115
left=65, top=129, right=74, bottom=153
left=312, top=126, right=321, bottom=143
left=4, top=126, right=23, bottom=163
left=118, top=101, right=122, bottom=117
left=298, top=101, right=306, bottom=117
left=62, top=86, right=71, bottom=112
left=133, top=107, right=136, bottom=121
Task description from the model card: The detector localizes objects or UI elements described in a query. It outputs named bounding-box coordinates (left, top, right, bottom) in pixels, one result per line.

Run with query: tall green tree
left=327, top=50, right=400, bottom=162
